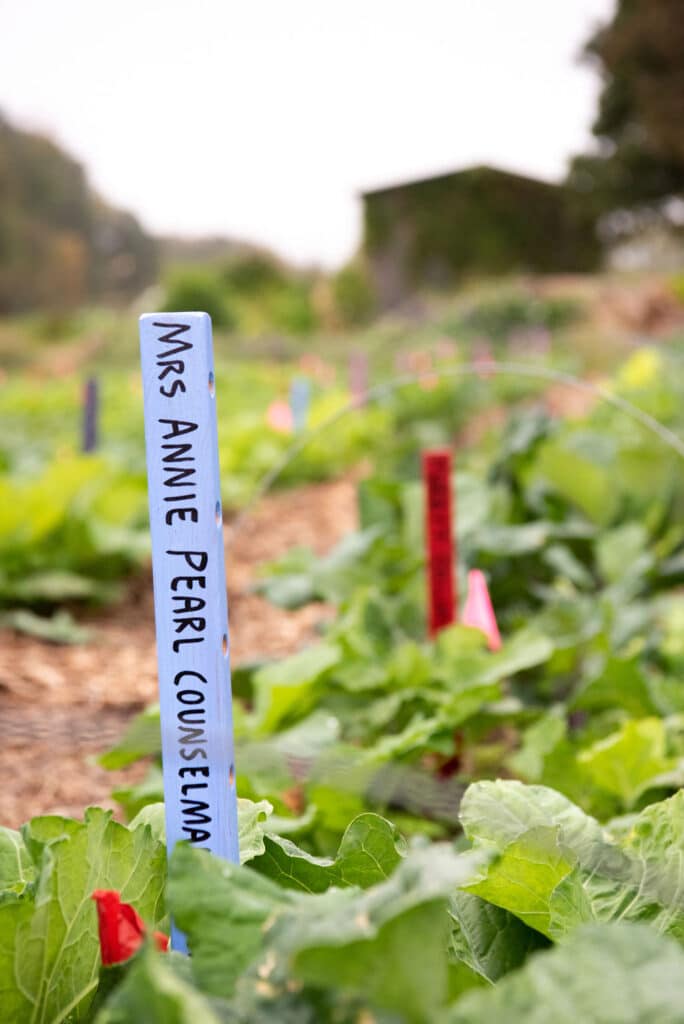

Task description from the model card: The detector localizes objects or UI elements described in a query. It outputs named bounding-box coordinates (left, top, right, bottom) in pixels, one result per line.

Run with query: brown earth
left=0, top=476, right=358, bottom=828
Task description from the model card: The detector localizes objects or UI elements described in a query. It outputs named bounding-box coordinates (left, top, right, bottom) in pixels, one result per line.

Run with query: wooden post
left=139, top=313, right=239, bottom=951
left=423, top=450, right=456, bottom=636
left=82, top=377, right=99, bottom=452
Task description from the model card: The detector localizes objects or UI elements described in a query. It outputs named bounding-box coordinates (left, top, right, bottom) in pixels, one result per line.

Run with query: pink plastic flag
left=266, top=400, right=293, bottom=433
left=462, top=569, right=501, bottom=650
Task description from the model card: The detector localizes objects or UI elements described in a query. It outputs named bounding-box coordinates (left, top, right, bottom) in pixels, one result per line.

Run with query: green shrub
left=162, top=267, right=235, bottom=330
left=332, top=261, right=376, bottom=326
left=452, top=291, right=583, bottom=341
left=267, top=279, right=318, bottom=335
left=221, top=252, right=286, bottom=294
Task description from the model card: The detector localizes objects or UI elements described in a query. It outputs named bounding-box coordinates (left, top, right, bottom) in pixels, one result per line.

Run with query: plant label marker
left=82, top=376, right=99, bottom=452
left=463, top=569, right=502, bottom=651
left=290, top=376, right=310, bottom=432
left=139, top=313, right=239, bottom=952
left=423, top=450, right=456, bottom=636
left=349, top=350, right=368, bottom=408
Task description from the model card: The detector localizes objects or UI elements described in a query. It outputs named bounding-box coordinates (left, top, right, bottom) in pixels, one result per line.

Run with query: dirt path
left=0, top=476, right=358, bottom=828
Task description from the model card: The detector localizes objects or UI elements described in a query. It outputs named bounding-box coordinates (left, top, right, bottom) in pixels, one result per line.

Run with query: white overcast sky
left=1, top=0, right=615, bottom=267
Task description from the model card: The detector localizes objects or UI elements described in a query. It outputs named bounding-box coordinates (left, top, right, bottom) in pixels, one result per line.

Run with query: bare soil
left=0, top=476, right=357, bottom=828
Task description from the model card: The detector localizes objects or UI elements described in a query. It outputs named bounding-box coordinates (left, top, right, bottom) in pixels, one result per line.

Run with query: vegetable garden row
left=4, top=320, right=684, bottom=1020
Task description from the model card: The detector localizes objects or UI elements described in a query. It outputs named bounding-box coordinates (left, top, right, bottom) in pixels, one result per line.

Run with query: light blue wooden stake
left=290, top=376, right=310, bottom=432
left=139, top=312, right=239, bottom=952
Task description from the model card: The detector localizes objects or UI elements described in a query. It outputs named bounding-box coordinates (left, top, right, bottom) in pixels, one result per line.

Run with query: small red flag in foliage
left=92, top=890, right=169, bottom=965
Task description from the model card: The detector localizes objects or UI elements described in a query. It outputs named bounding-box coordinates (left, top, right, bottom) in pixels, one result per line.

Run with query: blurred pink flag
left=266, top=400, right=293, bottom=433
left=462, top=569, right=501, bottom=651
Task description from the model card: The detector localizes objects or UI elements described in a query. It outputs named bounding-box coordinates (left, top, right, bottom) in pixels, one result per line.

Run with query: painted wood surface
left=139, top=312, right=239, bottom=950
left=423, top=449, right=456, bottom=636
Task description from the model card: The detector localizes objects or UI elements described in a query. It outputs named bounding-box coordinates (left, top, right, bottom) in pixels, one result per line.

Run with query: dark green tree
left=0, top=111, right=158, bottom=313
left=568, top=0, right=684, bottom=213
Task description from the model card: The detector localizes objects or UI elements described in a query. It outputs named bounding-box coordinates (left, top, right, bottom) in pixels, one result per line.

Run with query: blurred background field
left=10, top=5, right=684, bottom=1019
left=2, top=0, right=684, bottom=822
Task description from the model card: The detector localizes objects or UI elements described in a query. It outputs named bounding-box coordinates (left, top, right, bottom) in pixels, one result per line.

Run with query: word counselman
left=140, top=316, right=238, bottom=862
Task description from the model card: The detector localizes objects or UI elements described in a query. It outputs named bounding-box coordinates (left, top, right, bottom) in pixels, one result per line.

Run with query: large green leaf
left=266, top=844, right=487, bottom=1024
left=168, top=844, right=296, bottom=999
left=251, top=813, right=405, bottom=892
left=447, top=922, right=684, bottom=1023
left=459, top=781, right=684, bottom=943
left=464, top=826, right=576, bottom=938
left=169, top=840, right=485, bottom=1022
left=448, top=891, right=549, bottom=983
left=0, top=808, right=166, bottom=1024
left=460, top=779, right=603, bottom=859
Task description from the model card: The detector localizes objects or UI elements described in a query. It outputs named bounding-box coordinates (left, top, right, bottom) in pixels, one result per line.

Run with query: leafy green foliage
left=94, top=948, right=221, bottom=1024
left=251, top=813, right=406, bottom=892
left=168, top=837, right=485, bottom=1022
left=162, top=267, right=236, bottom=330
left=5, top=788, right=684, bottom=1021
left=448, top=922, right=684, bottom=1023
left=0, top=809, right=165, bottom=1023
left=331, top=261, right=376, bottom=327
left=457, top=291, right=582, bottom=343
left=460, top=781, right=684, bottom=943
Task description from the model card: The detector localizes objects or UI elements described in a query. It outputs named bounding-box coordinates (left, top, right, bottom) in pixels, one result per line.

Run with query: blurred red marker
left=423, top=450, right=456, bottom=636
left=462, top=569, right=501, bottom=650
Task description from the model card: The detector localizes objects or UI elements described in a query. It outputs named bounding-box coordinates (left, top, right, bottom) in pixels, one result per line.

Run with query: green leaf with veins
left=263, top=843, right=487, bottom=1024
left=448, top=891, right=549, bottom=983
left=0, top=826, right=35, bottom=895
left=459, top=781, right=684, bottom=943
left=169, top=838, right=486, bottom=1022
left=460, top=779, right=604, bottom=859
left=448, top=922, right=684, bottom=1024
left=0, top=808, right=166, bottom=1024
left=251, top=812, right=405, bottom=892
left=464, top=826, right=576, bottom=938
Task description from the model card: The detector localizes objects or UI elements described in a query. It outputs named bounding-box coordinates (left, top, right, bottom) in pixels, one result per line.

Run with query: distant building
left=361, top=165, right=600, bottom=308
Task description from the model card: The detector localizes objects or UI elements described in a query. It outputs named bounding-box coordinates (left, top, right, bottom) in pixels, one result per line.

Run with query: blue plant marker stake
left=290, top=376, right=310, bottom=432
left=139, top=313, right=239, bottom=952
left=82, top=377, right=99, bottom=452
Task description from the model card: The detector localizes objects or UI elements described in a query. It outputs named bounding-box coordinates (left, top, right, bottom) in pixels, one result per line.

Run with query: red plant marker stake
left=423, top=450, right=456, bottom=637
